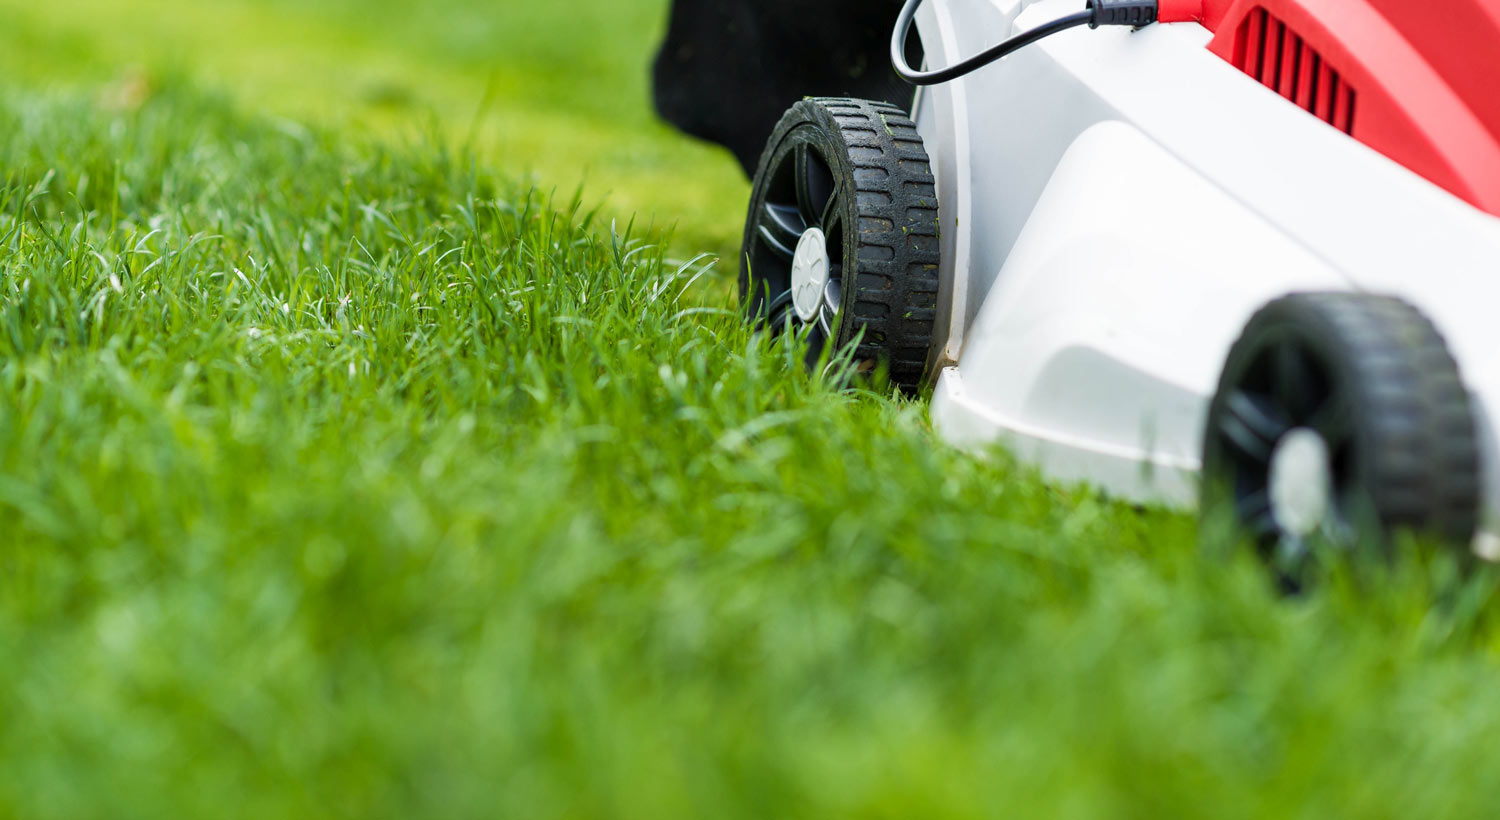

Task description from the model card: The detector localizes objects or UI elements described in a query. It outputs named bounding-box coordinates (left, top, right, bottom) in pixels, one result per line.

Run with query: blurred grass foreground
left=4, top=0, right=1500, bottom=817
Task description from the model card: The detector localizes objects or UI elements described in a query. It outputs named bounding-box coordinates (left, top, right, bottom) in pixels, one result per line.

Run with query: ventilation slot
left=1233, top=7, right=1356, bottom=134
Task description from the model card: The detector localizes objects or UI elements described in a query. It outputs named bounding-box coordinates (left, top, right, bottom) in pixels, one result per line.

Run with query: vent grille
left=1233, top=7, right=1356, bottom=134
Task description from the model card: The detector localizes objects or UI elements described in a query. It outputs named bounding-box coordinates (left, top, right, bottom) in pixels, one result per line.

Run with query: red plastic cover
left=1161, top=0, right=1500, bottom=217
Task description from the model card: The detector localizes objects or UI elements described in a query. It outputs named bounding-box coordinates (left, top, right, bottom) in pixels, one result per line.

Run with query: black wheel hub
left=1210, top=329, right=1355, bottom=561
left=744, top=131, right=849, bottom=363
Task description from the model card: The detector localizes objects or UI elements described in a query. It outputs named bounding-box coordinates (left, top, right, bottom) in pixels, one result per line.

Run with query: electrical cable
left=891, top=0, right=1160, bottom=86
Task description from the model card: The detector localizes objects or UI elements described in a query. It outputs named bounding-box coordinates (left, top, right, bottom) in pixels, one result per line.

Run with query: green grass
left=3, top=4, right=1500, bottom=818
left=0, top=0, right=748, bottom=257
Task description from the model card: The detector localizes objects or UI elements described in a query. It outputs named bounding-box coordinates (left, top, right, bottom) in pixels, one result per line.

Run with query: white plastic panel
left=935, top=121, right=1350, bottom=503
left=916, top=0, right=1500, bottom=538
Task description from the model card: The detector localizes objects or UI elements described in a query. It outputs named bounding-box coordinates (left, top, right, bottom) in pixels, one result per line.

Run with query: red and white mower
left=739, top=0, right=1500, bottom=564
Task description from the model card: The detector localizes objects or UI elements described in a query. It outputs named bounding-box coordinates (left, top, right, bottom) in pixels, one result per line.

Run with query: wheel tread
left=1205, top=292, right=1481, bottom=549
left=810, top=97, right=941, bottom=386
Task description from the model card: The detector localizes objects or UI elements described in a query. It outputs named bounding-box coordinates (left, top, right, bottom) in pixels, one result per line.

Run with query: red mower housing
left=1159, top=0, right=1500, bottom=216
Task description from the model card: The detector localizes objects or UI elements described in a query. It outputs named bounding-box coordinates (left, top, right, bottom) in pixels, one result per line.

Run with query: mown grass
left=4, top=78, right=1500, bottom=818
left=0, top=0, right=748, bottom=257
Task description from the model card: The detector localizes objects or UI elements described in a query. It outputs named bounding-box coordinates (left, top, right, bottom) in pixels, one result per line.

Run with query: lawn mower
left=733, top=0, right=1500, bottom=565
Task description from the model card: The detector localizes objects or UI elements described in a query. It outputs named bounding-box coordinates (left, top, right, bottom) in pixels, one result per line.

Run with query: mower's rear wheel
left=1201, top=292, right=1481, bottom=577
left=740, top=97, right=940, bottom=390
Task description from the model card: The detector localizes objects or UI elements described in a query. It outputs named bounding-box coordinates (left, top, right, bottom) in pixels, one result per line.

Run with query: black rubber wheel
left=740, top=97, right=940, bottom=390
left=1201, top=292, right=1480, bottom=570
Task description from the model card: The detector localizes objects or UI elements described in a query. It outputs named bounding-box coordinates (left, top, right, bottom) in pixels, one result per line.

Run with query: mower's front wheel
left=740, top=97, right=940, bottom=390
left=1200, top=292, right=1481, bottom=577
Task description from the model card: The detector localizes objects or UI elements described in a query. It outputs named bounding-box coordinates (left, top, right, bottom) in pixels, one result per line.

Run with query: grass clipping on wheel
left=2, top=86, right=1500, bottom=818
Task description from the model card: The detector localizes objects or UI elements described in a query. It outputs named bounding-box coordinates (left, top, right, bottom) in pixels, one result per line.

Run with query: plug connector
left=1087, top=0, right=1158, bottom=27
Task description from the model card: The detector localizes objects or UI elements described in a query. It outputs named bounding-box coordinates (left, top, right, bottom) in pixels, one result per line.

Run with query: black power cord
left=891, top=0, right=1159, bottom=86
